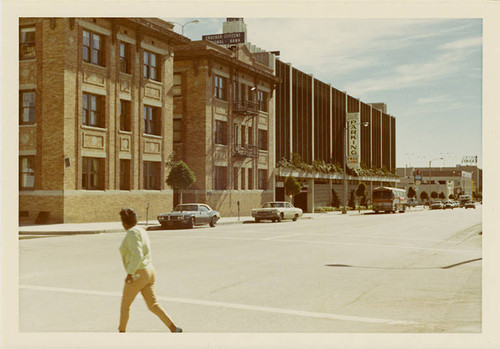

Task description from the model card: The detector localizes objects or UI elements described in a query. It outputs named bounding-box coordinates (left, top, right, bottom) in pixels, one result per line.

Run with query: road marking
left=20, top=284, right=417, bottom=326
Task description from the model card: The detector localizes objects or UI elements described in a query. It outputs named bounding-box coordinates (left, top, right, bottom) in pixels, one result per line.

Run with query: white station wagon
left=251, top=201, right=303, bottom=223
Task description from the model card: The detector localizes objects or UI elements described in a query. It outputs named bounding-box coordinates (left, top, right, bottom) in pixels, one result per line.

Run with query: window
left=82, top=30, right=104, bottom=66
left=20, top=27, right=36, bottom=60
left=215, top=120, right=227, bottom=145
left=241, top=169, right=246, bottom=190
left=82, top=157, right=103, bottom=190
left=241, top=125, right=246, bottom=145
left=82, top=93, right=103, bottom=128
left=258, top=169, right=267, bottom=190
left=248, top=168, right=253, bottom=190
left=173, top=118, right=182, bottom=143
left=257, top=90, right=268, bottom=111
left=173, top=73, right=182, bottom=96
left=143, top=161, right=161, bottom=190
left=248, top=127, right=253, bottom=145
left=19, top=156, right=35, bottom=189
left=233, top=124, right=239, bottom=146
left=258, top=129, right=268, bottom=150
left=20, top=90, right=35, bottom=125
left=120, top=159, right=130, bottom=190
left=119, top=100, right=131, bottom=132
left=119, top=42, right=131, bottom=74
left=143, top=105, right=161, bottom=136
left=215, top=166, right=227, bottom=190
left=233, top=167, right=238, bottom=190
left=143, top=50, right=159, bottom=81
left=214, top=75, right=227, bottom=100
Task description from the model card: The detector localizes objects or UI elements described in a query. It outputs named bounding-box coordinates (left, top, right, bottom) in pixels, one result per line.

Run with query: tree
left=348, top=190, right=356, bottom=210
left=355, top=182, right=367, bottom=212
left=407, top=186, right=416, bottom=198
left=331, top=188, right=340, bottom=208
left=285, top=176, right=302, bottom=202
left=431, top=191, right=438, bottom=199
left=166, top=161, right=196, bottom=204
left=439, top=192, right=446, bottom=200
left=420, top=191, right=429, bottom=204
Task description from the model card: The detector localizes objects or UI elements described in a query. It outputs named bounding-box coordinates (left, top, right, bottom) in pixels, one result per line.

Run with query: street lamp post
left=171, top=19, right=200, bottom=35
left=428, top=157, right=443, bottom=201
left=342, top=121, right=369, bottom=214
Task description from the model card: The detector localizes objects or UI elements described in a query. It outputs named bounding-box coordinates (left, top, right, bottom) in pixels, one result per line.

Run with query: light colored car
left=443, top=201, right=454, bottom=209
left=464, top=201, right=476, bottom=209
left=158, top=203, right=220, bottom=229
left=252, top=201, right=303, bottom=223
left=430, top=201, right=444, bottom=210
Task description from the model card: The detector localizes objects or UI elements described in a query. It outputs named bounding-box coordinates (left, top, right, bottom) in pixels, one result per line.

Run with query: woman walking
left=118, top=207, right=182, bottom=333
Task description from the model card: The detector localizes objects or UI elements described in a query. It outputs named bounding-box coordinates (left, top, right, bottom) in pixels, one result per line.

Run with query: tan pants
left=118, top=267, right=174, bottom=332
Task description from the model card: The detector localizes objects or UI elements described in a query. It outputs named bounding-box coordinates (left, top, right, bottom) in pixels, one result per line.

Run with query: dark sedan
left=158, top=204, right=220, bottom=229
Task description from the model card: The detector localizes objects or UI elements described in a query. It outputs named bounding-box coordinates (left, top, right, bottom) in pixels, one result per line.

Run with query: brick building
left=19, top=18, right=189, bottom=223
left=172, top=40, right=279, bottom=216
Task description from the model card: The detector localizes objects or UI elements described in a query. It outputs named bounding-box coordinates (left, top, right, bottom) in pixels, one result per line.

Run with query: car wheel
left=255, top=218, right=260, bottom=223
left=209, top=216, right=217, bottom=227
left=187, top=217, right=195, bottom=229
left=277, top=213, right=284, bottom=222
left=292, top=214, right=299, bottom=221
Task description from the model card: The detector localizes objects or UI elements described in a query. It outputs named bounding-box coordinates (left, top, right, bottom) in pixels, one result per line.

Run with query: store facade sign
left=202, top=32, right=245, bottom=45
left=346, top=112, right=361, bottom=170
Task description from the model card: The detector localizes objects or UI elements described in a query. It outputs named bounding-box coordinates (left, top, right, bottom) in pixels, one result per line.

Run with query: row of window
left=20, top=27, right=160, bottom=82
left=20, top=90, right=161, bottom=135
left=214, top=167, right=268, bottom=190
left=214, top=120, right=268, bottom=150
left=20, top=156, right=268, bottom=191
left=20, top=90, right=270, bottom=147
left=212, top=75, right=269, bottom=112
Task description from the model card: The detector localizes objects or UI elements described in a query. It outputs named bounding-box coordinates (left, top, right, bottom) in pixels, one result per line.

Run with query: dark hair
left=119, top=208, right=137, bottom=227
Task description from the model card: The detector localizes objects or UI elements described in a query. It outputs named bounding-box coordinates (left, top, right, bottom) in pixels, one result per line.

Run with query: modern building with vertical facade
left=19, top=17, right=189, bottom=223
left=273, top=61, right=398, bottom=212
left=172, top=39, right=279, bottom=217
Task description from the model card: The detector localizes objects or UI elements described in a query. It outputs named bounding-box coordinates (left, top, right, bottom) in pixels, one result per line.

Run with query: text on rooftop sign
left=202, top=32, right=245, bottom=45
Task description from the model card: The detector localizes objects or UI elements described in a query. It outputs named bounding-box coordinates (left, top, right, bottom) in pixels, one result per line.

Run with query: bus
left=372, top=187, right=408, bottom=213
left=458, top=194, right=472, bottom=207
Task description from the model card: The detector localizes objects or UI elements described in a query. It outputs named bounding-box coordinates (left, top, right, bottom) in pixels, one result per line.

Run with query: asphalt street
left=19, top=206, right=482, bottom=334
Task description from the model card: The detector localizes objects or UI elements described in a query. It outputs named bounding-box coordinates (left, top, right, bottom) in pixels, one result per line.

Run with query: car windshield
left=173, top=205, right=198, bottom=212
left=263, top=202, right=285, bottom=208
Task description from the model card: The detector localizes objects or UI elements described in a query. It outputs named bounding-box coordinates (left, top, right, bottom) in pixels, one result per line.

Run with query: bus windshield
left=373, top=190, right=393, bottom=199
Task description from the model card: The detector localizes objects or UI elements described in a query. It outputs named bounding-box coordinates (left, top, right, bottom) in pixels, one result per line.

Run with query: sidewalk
left=18, top=209, right=397, bottom=238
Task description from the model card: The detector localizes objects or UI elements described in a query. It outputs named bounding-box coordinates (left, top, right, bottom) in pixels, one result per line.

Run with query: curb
left=18, top=215, right=314, bottom=236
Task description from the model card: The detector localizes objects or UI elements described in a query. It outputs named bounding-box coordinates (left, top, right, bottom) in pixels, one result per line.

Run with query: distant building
left=19, top=17, right=188, bottom=223
left=397, top=166, right=476, bottom=202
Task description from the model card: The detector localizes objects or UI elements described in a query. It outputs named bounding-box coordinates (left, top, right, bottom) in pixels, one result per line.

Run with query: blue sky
left=166, top=17, right=482, bottom=169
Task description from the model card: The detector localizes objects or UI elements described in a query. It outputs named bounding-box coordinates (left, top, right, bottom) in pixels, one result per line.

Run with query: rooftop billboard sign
left=202, top=32, right=245, bottom=45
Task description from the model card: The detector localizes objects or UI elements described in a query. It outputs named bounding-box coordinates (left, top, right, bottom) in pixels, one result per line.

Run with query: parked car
left=252, top=201, right=303, bottom=223
left=158, top=203, right=220, bottom=228
left=464, top=201, right=476, bottom=209
left=443, top=201, right=454, bottom=209
left=430, top=201, right=444, bottom=210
